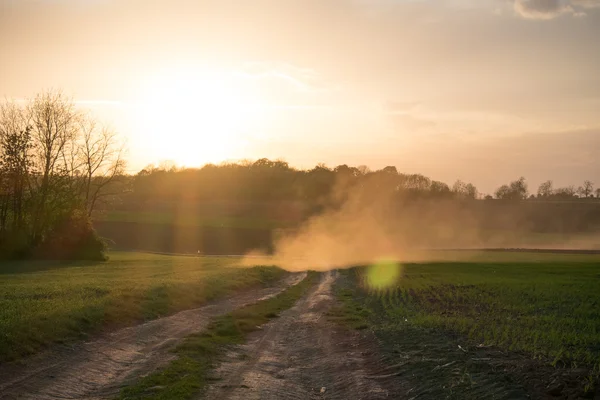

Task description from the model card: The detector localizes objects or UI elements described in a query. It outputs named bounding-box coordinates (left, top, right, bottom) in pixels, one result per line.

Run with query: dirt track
left=0, top=273, right=306, bottom=400
left=202, top=271, right=404, bottom=400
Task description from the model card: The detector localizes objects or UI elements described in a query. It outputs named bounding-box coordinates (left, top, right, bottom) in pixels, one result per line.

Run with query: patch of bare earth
left=202, top=271, right=406, bottom=400
left=0, top=273, right=306, bottom=400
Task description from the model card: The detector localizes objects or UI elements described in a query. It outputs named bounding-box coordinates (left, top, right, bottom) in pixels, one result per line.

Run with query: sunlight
left=132, top=68, right=262, bottom=166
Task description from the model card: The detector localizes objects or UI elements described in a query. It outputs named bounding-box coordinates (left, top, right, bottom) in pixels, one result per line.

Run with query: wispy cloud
left=571, top=0, right=600, bottom=8
left=74, top=99, right=124, bottom=106
left=237, top=61, right=331, bottom=93
left=512, top=0, right=599, bottom=19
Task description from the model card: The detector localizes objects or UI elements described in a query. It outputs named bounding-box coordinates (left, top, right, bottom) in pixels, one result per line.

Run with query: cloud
left=238, top=61, right=329, bottom=93
left=383, top=102, right=437, bottom=132
left=513, top=0, right=573, bottom=19
left=571, top=0, right=600, bottom=8
left=513, top=0, right=600, bottom=18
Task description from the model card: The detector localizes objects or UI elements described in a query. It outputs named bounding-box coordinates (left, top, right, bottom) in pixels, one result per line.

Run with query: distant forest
left=127, top=160, right=599, bottom=207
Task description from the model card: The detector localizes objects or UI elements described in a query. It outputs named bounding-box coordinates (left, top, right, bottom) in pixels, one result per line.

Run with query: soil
left=0, top=273, right=306, bottom=400
left=201, top=271, right=406, bottom=399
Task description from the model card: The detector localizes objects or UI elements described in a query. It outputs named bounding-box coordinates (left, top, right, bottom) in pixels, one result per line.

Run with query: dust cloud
left=241, top=176, right=600, bottom=272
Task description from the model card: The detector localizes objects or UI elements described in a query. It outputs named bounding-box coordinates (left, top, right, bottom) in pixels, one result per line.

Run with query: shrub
left=33, top=211, right=108, bottom=261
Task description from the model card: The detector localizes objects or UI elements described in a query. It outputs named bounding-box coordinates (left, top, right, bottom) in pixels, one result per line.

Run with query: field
left=4, top=250, right=600, bottom=398
left=331, top=251, right=600, bottom=398
left=0, top=252, right=285, bottom=362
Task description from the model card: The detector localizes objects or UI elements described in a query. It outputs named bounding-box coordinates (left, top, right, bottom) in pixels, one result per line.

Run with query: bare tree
left=452, top=179, right=466, bottom=194
left=78, top=116, right=127, bottom=216
left=537, top=180, right=553, bottom=198
left=452, top=179, right=477, bottom=199
left=356, top=165, right=371, bottom=176
left=577, top=180, right=594, bottom=198
left=27, top=91, right=81, bottom=239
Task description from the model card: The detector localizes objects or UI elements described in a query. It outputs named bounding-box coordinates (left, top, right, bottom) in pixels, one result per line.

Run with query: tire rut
left=0, top=273, right=306, bottom=400
left=202, top=271, right=405, bottom=400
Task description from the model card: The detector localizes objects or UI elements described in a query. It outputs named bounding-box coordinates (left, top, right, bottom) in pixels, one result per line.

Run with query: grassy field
left=331, top=252, right=600, bottom=397
left=119, top=271, right=318, bottom=400
left=355, top=253, right=600, bottom=366
left=0, top=252, right=286, bottom=362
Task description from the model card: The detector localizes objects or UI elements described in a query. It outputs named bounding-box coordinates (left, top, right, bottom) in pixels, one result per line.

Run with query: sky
left=1, top=0, right=599, bottom=193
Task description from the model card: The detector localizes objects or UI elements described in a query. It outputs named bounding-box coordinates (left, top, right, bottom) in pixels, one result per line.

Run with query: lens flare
left=366, top=259, right=402, bottom=290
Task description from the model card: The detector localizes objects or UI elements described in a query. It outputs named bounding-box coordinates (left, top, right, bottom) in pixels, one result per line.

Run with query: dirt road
left=202, top=271, right=404, bottom=399
left=0, top=273, right=306, bottom=400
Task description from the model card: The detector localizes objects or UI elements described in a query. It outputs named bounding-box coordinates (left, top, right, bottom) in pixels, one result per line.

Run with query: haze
left=1, top=0, right=599, bottom=193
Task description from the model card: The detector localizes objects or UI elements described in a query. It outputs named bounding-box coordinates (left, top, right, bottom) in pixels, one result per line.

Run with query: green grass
left=118, top=271, right=319, bottom=400
left=98, top=210, right=293, bottom=229
left=0, top=252, right=286, bottom=362
left=339, top=253, right=600, bottom=368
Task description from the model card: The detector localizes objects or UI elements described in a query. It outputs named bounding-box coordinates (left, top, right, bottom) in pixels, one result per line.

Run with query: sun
left=132, top=68, right=261, bottom=166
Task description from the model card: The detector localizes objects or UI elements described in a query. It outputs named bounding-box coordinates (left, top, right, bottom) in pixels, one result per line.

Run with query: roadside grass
left=118, top=271, right=319, bottom=400
left=0, top=252, right=286, bottom=363
left=331, top=254, right=600, bottom=397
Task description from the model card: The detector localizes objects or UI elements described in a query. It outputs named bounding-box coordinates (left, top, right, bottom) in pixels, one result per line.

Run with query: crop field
left=0, top=252, right=285, bottom=362
left=332, top=252, right=600, bottom=398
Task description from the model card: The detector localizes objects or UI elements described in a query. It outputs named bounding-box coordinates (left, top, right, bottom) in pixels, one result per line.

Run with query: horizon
left=2, top=0, right=599, bottom=193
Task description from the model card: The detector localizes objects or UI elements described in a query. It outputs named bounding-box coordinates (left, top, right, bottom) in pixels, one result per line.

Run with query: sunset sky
left=1, top=0, right=599, bottom=193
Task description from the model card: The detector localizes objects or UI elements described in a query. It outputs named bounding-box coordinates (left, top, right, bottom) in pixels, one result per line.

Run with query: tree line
left=490, top=177, right=598, bottom=200
left=127, top=161, right=597, bottom=209
left=127, top=160, right=480, bottom=211
left=0, top=91, right=125, bottom=259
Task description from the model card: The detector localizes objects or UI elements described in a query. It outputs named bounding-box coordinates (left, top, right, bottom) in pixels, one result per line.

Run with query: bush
left=33, top=211, right=108, bottom=261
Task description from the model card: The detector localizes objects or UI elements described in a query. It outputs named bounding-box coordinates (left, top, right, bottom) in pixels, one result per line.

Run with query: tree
left=404, top=174, right=431, bottom=191
left=464, top=183, right=478, bottom=199
left=452, top=180, right=477, bottom=199
left=452, top=180, right=466, bottom=194
left=554, top=186, right=576, bottom=199
left=0, top=91, right=127, bottom=259
left=495, top=177, right=528, bottom=200
left=577, top=180, right=594, bottom=198
left=495, top=184, right=510, bottom=200
left=334, top=164, right=360, bottom=177
left=356, top=165, right=371, bottom=176
left=430, top=180, right=451, bottom=196
left=28, top=90, right=81, bottom=240
left=0, top=101, right=34, bottom=236
left=381, top=166, right=398, bottom=175
left=537, top=180, right=553, bottom=198
left=0, top=126, right=34, bottom=232
left=596, top=188, right=600, bottom=198
left=78, top=117, right=126, bottom=216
